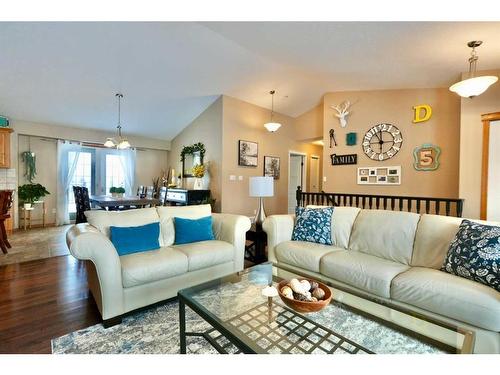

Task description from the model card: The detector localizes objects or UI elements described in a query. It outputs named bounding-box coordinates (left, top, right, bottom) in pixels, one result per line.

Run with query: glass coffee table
left=178, top=263, right=474, bottom=354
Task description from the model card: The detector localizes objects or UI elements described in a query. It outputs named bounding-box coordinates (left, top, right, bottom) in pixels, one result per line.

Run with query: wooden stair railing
left=295, top=187, right=464, bottom=217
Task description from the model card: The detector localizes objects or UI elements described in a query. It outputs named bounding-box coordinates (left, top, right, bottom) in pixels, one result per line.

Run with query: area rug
left=52, top=280, right=445, bottom=354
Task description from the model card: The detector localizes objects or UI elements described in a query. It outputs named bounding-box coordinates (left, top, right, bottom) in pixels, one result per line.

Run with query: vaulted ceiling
left=0, top=22, right=499, bottom=140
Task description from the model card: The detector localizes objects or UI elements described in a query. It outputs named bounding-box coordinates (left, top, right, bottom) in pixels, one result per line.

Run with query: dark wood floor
left=0, top=255, right=101, bottom=353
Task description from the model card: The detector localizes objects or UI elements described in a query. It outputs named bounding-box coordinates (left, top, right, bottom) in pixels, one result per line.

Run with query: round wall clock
left=362, top=123, right=403, bottom=161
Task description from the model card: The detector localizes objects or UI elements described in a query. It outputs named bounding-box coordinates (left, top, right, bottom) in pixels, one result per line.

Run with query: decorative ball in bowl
left=277, top=278, right=332, bottom=313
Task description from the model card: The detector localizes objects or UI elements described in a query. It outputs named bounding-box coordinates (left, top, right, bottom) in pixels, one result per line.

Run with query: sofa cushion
left=174, top=216, right=215, bottom=245
left=85, top=207, right=161, bottom=243
left=320, top=250, right=409, bottom=298
left=157, top=204, right=212, bottom=247
left=120, top=247, right=188, bottom=288
left=292, top=206, right=334, bottom=245
left=308, top=206, right=361, bottom=249
left=275, top=240, right=342, bottom=273
left=442, top=220, right=500, bottom=292
left=412, top=214, right=463, bottom=269
left=391, top=267, right=500, bottom=331
left=173, top=240, right=234, bottom=272
left=349, top=210, right=420, bottom=265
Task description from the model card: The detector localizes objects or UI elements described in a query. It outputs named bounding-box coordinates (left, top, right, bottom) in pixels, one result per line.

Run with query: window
left=68, top=151, right=93, bottom=214
left=105, top=154, right=126, bottom=194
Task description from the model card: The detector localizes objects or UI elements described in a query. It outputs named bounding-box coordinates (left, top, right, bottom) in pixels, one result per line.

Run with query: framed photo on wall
left=264, top=156, right=280, bottom=179
left=238, top=140, right=258, bottom=167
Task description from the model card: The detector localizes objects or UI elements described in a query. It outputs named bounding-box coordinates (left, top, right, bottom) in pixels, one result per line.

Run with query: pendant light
left=105, top=93, right=131, bottom=149
left=264, top=90, right=281, bottom=132
left=449, top=41, right=498, bottom=98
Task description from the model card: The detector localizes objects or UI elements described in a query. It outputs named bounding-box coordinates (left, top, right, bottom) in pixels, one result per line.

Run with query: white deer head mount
left=331, top=100, right=352, bottom=128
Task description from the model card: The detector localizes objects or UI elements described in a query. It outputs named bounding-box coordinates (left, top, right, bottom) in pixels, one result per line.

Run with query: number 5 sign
left=413, top=144, right=441, bottom=171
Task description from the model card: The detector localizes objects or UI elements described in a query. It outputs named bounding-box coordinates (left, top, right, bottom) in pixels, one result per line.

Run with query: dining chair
left=158, top=187, right=167, bottom=206
left=0, top=190, right=13, bottom=254
left=146, top=186, right=155, bottom=199
left=72, top=186, right=91, bottom=224
left=137, top=185, right=145, bottom=197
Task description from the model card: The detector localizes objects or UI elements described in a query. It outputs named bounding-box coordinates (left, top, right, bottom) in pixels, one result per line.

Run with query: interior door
left=487, top=120, right=500, bottom=221
left=310, top=156, right=320, bottom=193
left=288, top=154, right=304, bottom=214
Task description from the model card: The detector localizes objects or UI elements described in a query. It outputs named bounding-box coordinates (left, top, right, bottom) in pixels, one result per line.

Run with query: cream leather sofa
left=263, top=208, right=500, bottom=353
left=66, top=204, right=251, bottom=326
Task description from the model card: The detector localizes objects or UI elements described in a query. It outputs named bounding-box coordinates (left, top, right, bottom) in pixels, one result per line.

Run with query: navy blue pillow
left=442, top=219, right=500, bottom=292
left=174, top=216, right=215, bottom=245
left=292, top=206, right=334, bottom=245
left=109, top=222, right=160, bottom=256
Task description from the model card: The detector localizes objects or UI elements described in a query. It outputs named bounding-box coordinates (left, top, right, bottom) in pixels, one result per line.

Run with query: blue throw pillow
left=442, top=219, right=500, bottom=292
left=109, top=222, right=160, bottom=256
left=174, top=216, right=215, bottom=245
left=292, top=206, right=334, bottom=245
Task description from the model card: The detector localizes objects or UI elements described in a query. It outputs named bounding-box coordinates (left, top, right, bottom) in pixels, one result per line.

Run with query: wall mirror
left=181, top=143, right=205, bottom=178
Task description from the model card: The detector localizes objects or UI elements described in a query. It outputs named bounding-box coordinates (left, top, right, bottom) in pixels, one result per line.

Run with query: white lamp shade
left=117, top=139, right=131, bottom=150
left=449, top=75, right=498, bottom=98
left=249, top=176, right=274, bottom=197
left=104, top=138, right=116, bottom=148
left=264, top=122, right=282, bottom=132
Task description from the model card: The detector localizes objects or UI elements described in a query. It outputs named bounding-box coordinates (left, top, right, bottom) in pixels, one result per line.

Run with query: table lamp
left=249, top=176, right=274, bottom=227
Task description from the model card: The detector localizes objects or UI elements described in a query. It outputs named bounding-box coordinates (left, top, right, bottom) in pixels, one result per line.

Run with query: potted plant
left=18, top=183, right=50, bottom=209
left=192, top=164, right=205, bottom=190
left=110, top=186, right=125, bottom=198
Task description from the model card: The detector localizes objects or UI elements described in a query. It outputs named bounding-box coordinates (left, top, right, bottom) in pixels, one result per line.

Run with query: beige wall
left=12, top=120, right=169, bottom=228
left=221, top=95, right=322, bottom=216
left=168, top=97, right=223, bottom=211
left=459, top=69, right=500, bottom=219
left=293, top=102, right=324, bottom=141
left=322, top=88, right=461, bottom=198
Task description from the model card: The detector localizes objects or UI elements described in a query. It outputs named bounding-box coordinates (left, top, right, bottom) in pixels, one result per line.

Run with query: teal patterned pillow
left=292, top=206, right=334, bottom=245
left=442, top=219, right=500, bottom=292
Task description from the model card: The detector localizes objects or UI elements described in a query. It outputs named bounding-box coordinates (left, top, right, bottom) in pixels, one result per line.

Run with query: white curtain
left=119, top=148, right=137, bottom=196
left=56, top=140, right=82, bottom=225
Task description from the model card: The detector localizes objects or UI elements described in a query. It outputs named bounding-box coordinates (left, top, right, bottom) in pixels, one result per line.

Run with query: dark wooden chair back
left=73, top=186, right=91, bottom=224
left=0, top=190, right=13, bottom=217
left=146, top=186, right=155, bottom=199
left=137, top=185, right=145, bottom=197
left=158, top=187, right=167, bottom=206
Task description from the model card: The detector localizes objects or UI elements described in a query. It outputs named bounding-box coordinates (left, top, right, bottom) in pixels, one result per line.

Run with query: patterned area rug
left=52, top=278, right=445, bottom=354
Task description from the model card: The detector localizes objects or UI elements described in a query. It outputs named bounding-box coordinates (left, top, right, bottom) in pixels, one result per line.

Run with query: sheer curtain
left=119, top=148, right=136, bottom=196
left=56, top=140, right=82, bottom=225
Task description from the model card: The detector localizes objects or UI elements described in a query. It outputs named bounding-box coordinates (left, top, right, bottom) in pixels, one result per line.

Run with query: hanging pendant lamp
left=449, top=41, right=498, bottom=98
left=104, top=93, right=131, bottom=149
left=264, top=90, right=282, bottom=132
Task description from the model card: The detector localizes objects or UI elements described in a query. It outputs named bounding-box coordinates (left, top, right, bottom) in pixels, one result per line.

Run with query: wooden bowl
left=277, top=278, right=332, bottom=313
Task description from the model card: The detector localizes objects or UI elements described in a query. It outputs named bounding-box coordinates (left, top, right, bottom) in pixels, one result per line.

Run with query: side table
left=20, top=201, right=46, bottom=230
left=245, top=223, right=267, bottom=264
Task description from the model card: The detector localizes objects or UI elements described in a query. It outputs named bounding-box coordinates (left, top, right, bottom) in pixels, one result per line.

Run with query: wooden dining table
left=89, top=195, right=160, bottom=210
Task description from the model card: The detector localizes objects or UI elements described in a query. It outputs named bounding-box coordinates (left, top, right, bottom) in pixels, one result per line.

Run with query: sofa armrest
left=66, top=224, right=124, bottom=319
left=262, top=215, right=294, bottom=263
left=212, top=213, right=251, bottom=272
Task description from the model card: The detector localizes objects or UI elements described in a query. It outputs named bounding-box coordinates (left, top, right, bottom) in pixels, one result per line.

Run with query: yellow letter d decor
left=413, top=104, right=432, bottom=123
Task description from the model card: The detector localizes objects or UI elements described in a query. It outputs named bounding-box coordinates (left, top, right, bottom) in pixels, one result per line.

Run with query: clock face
left=362, top=123, right=403, bottom=161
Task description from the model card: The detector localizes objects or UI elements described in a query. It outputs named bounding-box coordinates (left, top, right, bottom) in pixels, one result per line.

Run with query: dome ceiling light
left=264, top=90, right=282, bottom=132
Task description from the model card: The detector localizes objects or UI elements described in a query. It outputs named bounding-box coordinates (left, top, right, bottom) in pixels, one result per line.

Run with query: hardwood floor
left=0, top=255, right=100, bottom=353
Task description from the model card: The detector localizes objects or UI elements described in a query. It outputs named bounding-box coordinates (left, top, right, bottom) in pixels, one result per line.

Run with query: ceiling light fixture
left=105, top=93, right=131, bottom=149
left=449, top=41, right=498, bottom=98
left=264, top=90, right=282, bottom=132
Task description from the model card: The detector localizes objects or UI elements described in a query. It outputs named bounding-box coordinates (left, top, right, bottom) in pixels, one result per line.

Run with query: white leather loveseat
left=66, top=204, right=251, bottom=326
left=263, top=207, right=500, bottom=353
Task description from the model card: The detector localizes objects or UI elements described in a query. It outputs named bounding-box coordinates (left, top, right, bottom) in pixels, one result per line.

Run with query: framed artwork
left=238, top=140, right=258, bottom=167
left=413, top=144, right=441, bottom=171
left=264, top=156, right=280, bottom=179
left=357, top=166, right=401, bottom=185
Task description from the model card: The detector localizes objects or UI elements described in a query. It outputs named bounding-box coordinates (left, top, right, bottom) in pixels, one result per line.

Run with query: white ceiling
left=0, top=22, right=499, bottom=140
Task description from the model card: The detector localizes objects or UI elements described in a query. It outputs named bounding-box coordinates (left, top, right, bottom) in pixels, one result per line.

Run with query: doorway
left=310, top=155, right=321, bottom=193
left=288, top=152, right=306, bottom=214
left=481, top=112, right=500, bottom=221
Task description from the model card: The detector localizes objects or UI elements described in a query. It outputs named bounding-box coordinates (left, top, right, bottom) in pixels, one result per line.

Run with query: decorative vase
left=193, top=178, right=203, bottom=190
left=111, top=192, right=117, bottom=197
left=24, top=203, right=32, bottom=210
left=201, top=172, right=210, bottom=190
left=117, top=193, right=124, bottom=198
